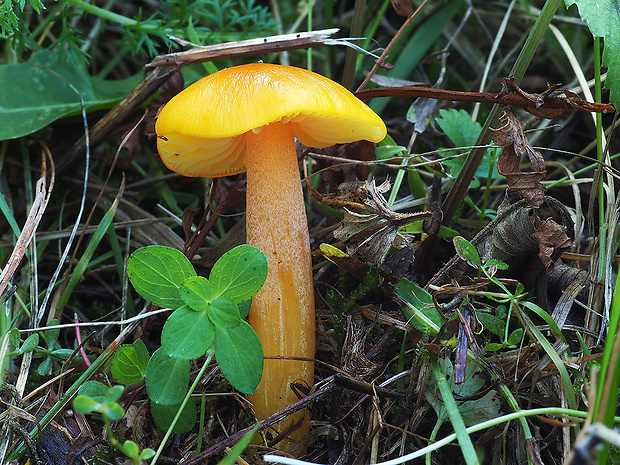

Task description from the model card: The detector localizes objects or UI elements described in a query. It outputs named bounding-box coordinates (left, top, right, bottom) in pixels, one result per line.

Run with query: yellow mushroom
left=155, top=63, right=386, bottom=446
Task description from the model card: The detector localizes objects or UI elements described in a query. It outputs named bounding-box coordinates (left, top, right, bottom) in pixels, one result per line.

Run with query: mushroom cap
left=155, top=63, right=387, bottom=177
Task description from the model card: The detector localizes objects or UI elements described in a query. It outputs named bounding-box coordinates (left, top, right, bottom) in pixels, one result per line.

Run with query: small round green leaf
left=120, top=440, right=139, bottom=460
left=111, top=339, right=150, bottom=385
left=214, top=321, right=263, bottom=395
left=150, top=401, right=197, bottom=433
left=103, top=385, right=125, bottom=404
left=146, top=348, right=190, bottom=405
left=127, top=246, right=196, bottom=308
left=73, top=396, right=100, bottom=415
left=453, top=236, right=481, bottom=268
left=180, top=276, right=212, bottom=311
left=78, top=380, right=110, bottom=403
left=19, top=333, right=39, bottom=354
left=208, top=296, right=241, bottom=328
left=507, top=328, right=524, bottom=346
left=161, top=305, right=214, bottom=360
left=103, top=402, right=125, bottom=421
left=209, top=245, right=268, bottom=303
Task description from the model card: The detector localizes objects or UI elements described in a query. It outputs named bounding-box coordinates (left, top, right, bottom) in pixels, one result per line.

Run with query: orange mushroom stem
left=154, top=63, right=386, bottom=447
left=245, top=122, right=315, bottom=441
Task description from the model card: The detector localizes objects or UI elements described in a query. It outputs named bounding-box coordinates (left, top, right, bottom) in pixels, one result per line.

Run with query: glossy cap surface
left=155, top=63, right=386, bottom=177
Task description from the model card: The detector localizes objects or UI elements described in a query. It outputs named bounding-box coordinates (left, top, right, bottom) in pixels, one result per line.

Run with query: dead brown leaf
left=492, top=109, right=547, bottom=206
left=533, top=217, right=572, bottom=270
left=329, top=179, right=430, bottom=265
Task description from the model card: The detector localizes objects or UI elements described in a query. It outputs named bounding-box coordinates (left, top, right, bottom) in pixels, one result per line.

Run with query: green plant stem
left=66, top=0, right=143, bottom=28
left=596, top=218, right=620, bottom=465
left=441, top=0, right=562, bottom=225
left=431, top=356, right=479, bottom=465
left=150, top=350, right=214, bottom=465
left=356, top=0, right=391, bottom=73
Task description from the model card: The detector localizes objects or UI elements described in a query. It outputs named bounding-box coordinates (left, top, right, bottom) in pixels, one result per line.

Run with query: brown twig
left=355, top=85, right=615, bottom=115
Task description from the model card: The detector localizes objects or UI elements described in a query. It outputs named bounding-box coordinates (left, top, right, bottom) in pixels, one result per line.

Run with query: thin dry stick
left=0, top=153, right=54, bottom=298
left=146, top=28, right=340, bottom=68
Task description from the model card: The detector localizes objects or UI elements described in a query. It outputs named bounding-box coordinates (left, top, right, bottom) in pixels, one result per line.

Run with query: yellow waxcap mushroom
left=155, top=63, right=386, bottom=177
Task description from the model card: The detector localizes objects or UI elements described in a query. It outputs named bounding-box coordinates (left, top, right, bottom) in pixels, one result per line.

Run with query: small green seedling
left=74, top=381, right=155, bottom=464
left=8, top=319, right=74, bottom=376
left=124, top=244, right=267, bottom=431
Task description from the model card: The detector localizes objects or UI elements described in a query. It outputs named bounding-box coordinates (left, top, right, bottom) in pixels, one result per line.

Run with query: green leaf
left=139, top=449, right=156, bottom=462
left=150, top=401, right=197, bottom=433
left=214, top=321, right=263, bottom=395
left=19, top=333, right=39, bottom=354
left=453, top=236, right=481, bottom=268
left=483, top=342, right=504, bottom=352
left=180, top=276, right=213, bottom=311
left=104, top=385, right=125, bottom=404
left=103, top=401, right=125, bottom=421
left=78, top=380, right=110, bottom=404
left=110, top=339, right=150, bottom=385
left=209, top=245, right=268, bottom=303
left=238, top=300, right=252, bottom=320
left=9, top=328, right=21, bottom=350
left=41, top=319, right=60, bottom=348
left=476, top=311, right=505, bottom=337
left=119, top=440, right=140, bottom=460
left=565, top=0, right=620, bottom=106
left=435, top=109, right=499, bottom=181
left=73, top=396, right=101, bottom=415
left=161, top=305, right=214, bottom=360
left=208, top=296, right=241, bottom=328
left=507, top=328, right=524, bottom=346
left=127, top=246, right=197, bottom=308
left=146, top=348, right=190, bottom=405
left=375, top=144, right=406, bottom=161
left=0, top=48, right=141, bottom=141
left=395, top=278, right=443, bottom=336
left=484, top=259, right=509, bottom=270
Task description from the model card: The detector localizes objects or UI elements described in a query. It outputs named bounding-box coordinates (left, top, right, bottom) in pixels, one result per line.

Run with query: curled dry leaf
left=330, top=179, right=431, bottom=266
left=492, top=109, right=546, bottom=206
left=533, top=217, right=572, bottom=270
